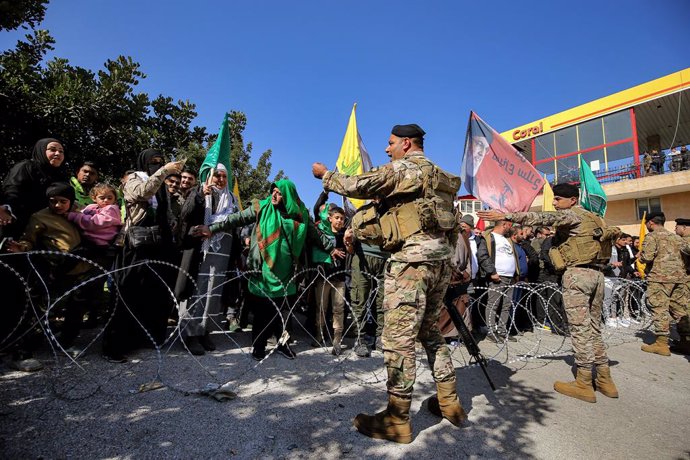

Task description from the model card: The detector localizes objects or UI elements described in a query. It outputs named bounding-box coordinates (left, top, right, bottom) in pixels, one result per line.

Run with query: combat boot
left=641, top=335, right=671, bottom=356
left=669, top=336, right=690, bottom=355
left=594, top=365, right=619, bottom=398
left=353, top=395, right=412, bottom=444
left=427, top=380, right=467, bottom=427
left=332, top=331, right=343, bottom=356
left=553, top=368, right=596, bottom=403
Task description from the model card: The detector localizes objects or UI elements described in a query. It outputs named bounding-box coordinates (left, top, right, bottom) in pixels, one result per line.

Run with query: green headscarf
left=250, top=179, right=309, bottom=297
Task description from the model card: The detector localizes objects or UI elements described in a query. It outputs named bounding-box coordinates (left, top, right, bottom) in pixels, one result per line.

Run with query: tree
left=0, top=3, right=283, bottom=198
left=0, top=31, right=208, bottom=179
left=227, top=111, right=285, bottom=202
left=177, top=111, right=286, bottom=202
left=0, top=0, right=49, bottom=31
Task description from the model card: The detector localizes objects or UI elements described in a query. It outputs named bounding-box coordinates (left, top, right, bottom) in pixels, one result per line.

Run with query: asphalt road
left=1, top=325, right=689, bottom=459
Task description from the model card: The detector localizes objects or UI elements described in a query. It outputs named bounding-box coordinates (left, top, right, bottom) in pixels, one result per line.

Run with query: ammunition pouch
left=351, top=155, right=462, bottom=252
left=551, top=208, right=620, bottom=269
left=548, top=246, right=567, bottom=273
left=351, top=202, right=384, bottom=247
left=425, top=197, right=457, bottom=232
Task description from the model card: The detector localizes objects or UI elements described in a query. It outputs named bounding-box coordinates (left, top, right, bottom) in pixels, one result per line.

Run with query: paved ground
left=1, top=324, right=689, bottom=459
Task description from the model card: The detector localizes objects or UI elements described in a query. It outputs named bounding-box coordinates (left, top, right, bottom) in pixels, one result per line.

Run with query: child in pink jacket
left=68, top=183, right=122, bottom=246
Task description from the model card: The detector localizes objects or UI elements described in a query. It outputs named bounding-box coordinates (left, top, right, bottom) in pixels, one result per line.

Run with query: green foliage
left=227, top=111, right=286, bottom=202
left=177, top=111, right=286, bottom=202
left=1, top=21, right=284, bottom=198
left=0, top=0, right=49, bottom=31
left=0, top=30, right=204, bottom=178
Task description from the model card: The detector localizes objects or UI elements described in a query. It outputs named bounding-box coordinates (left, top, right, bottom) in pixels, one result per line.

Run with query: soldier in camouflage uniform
left=642, top=151, right=652, bottom=176
left=675, top=217, right=690, bottom=316
left=675, top=218, right=690, bottom=354
left=479, top=183, right=621, bottom=403
left=638, top=213, right=690, bottom=356
left=312, top=124, right=463, bottom=443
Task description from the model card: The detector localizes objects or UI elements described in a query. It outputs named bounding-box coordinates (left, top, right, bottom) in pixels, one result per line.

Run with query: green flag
left=199, top=113, right=232, bottom=183
left=579, top=155, right=607, bottom=216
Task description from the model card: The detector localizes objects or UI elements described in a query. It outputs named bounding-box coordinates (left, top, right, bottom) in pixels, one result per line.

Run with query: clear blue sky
left=1, top=0, right=688, bottom=206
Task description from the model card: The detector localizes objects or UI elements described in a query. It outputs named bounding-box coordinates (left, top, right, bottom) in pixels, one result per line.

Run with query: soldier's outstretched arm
left=317, top=164, right=398, bottom=200
left=477, top=209, right=582, bottom=227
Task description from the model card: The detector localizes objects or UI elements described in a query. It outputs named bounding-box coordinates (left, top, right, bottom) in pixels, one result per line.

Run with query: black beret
left=674, top=218, right=690, bottom=226
left=551, top=183, right=579, bottom=199
left=46, top=182, right=75, bottom=204
left=647, top=212, right=665, bottom=222
left=391, top=124, right=426, bottom=138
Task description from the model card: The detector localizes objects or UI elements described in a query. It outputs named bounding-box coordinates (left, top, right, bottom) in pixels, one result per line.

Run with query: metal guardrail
left=554, top=153, right=690, bottom=186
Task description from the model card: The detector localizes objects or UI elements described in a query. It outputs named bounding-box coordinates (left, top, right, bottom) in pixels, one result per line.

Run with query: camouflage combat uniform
left=323, top=151, right=456, bottom=398
left=638, top=227, right=690, bottom=337
left=506, top=207, right=619, bottom=369
left=642, top=152, right=652, bottom=175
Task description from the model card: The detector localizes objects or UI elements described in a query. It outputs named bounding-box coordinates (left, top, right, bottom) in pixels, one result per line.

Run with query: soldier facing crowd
left=313, top=123, right=463, bottom=443
left=479, top=183, right=622, bottom=404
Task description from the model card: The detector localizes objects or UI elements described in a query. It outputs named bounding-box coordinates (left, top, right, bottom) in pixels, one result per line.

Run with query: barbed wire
left=0, top=251, right=655, bottom=401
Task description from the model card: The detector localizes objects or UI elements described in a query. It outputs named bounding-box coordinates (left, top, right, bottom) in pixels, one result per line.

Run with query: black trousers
left=249, top=293, right=296, bottom=351
left=103, top=245, right=176, bottom=355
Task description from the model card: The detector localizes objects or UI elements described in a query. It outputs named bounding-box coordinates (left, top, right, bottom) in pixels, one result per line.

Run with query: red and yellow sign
left=501, top=67, right=690, bottom=143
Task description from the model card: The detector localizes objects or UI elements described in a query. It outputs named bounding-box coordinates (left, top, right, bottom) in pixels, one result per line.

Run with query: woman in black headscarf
left=1, top=138, right=69, bottom=239
left=0, top=138, right=69, bottom=372
left=102, top=150, right=183, bottom=362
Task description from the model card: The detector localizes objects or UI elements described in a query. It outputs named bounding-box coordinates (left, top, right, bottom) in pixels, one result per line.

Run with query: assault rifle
left=445, top=301, right=496, bottom=391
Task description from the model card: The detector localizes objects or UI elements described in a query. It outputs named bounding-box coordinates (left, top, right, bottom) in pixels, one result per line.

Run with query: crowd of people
left=0, top=138, right=388, bottom=371
left=1, top=130, right=690, bottom=444
left=642, top=144, right=690, bottom=175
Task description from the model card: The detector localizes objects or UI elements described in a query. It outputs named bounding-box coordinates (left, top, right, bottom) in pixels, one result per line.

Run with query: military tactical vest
left=375, top=155, right=461, bottom=251
left=351, top=201, right=384, bottom=247
left=548, top=207, right=619, bottom=271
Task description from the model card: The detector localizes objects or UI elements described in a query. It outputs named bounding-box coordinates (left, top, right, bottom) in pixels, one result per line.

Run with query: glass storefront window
left=603, top=110, right=632, bottom=142
left=636, top=197, right=661, bottom=220
left=534, top=133, right=555, bottom=161
left=555, top=126, right=578, bottom=155
left=556, top=154, right=579, bottom=183
left=578, top=118, right=605, bottom=150
left=605, top=141, right=634, bottom=163
left=536, top=161, right=555, bottom=183
left=581, top=149, right=606, bottom=172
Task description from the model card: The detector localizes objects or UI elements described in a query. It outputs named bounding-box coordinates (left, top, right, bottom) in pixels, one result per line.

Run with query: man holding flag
left=177, top=114, right=242, bottom=354
left=478, top=182, right=622, bottom=403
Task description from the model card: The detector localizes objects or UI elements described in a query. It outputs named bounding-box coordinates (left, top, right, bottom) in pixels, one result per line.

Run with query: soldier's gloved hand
left=312, top=162, right=328, bottom=179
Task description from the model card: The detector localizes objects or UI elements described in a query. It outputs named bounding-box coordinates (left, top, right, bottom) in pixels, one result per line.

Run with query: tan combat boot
left=427, top=380, right=467, bottom=427
left=594, top=365, right=619, bottom=398
left=554, top=368, right=596, bottom=403
left=670, top=336, right=690, bottom=355
left=641, top=335, right=671, bottom=356
left=332, top=331, right=342, bottom=356
left=353, top=395, right=413, bottom=444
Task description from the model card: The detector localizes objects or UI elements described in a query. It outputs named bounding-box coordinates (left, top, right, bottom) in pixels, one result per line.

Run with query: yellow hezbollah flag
left=636, top=211, right=647, bottom=278
left=335, top=103, right=373, bottom=210
left=233, top=178, right=243, bottom=211
left=542, top=178, right=555, bottom=211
